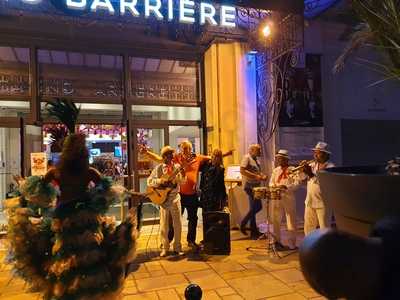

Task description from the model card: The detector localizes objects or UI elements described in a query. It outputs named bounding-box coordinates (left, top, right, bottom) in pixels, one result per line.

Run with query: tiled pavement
left=0, top=228, right=325, bottom=300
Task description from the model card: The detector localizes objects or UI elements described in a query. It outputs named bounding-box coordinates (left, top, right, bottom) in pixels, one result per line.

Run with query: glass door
left=0, top=126, right=21, bottom=232
left=133, top=126, right=168, bottom=222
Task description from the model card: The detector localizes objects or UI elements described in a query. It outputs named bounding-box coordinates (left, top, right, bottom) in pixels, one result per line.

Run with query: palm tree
left=334, top=0, right=400, bottom=85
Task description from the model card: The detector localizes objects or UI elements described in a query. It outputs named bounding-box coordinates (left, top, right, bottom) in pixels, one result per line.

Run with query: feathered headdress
left=45, top=98, right=80, bottom=134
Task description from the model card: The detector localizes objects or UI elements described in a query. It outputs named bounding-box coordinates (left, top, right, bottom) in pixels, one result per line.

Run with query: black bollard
left=184, top=284, right=202, bottom=300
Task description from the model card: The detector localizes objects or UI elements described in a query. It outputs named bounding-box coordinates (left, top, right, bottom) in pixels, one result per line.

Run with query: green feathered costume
left=4, top=133, right=138, bottom=300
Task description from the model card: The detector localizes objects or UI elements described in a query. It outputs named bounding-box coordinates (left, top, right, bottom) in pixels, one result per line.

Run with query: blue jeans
left=241, top=184, right=262, bottom=234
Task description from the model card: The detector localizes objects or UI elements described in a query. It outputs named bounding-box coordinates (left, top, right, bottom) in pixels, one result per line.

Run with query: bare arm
left=223, top=149, right=234, bottom=158
left=240, top=167, right=265, bottom=181
left=89, top=167, right=102, bottom=184
left=140, top=147, right=163, bottom=163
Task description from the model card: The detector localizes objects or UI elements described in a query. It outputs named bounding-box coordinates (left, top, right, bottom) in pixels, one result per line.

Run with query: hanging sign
left=19, top=0, right=237, bottom=27
left=30, top=152, right=48, bottom=176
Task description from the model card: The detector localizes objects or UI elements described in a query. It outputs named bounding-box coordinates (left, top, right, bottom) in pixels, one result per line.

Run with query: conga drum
left=269, top=187, right=282, bottom=201
left=253, top=187, right=269, bottom=200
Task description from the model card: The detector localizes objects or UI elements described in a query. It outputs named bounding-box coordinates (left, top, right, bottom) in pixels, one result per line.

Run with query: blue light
left=304, top=0, right=340, bottom=19
left=248, top=50, right=258, bottom=55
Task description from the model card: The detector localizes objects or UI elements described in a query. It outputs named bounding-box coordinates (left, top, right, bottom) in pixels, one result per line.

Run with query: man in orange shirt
left=142, top=141, right=233, bottom=249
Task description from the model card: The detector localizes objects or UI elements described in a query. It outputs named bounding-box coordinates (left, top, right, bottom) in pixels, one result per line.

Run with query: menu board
left=225, top=165, right=242, bottom=181
left=30, top=153, right=47, bottom=176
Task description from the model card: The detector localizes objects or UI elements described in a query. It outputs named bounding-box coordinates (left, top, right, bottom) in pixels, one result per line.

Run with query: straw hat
left=312, top=142, right=331, bottom=154
left=161, top=146, right=175, bottom=157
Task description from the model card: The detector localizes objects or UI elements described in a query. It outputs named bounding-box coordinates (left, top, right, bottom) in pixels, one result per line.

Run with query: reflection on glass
left=41, top=103, right=123, bottom=120
left=132, top=105, right=201, bottom=121
left=169, top=126, right=202, bottom=154
left=137, top=128, right=164, bottom=180
left=130, top=57, right=198, bottom=104
left=0, top=101, right=30, bottom=117
left=0, top=47, right=30, bottom=96
left=38, top=50, right=123, bottom=98
left=137, top=127, right=165, bottom=221
left=0, top=127, right=21, bottom=201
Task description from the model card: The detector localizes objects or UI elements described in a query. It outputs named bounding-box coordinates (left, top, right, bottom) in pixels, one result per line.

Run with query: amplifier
left=203, top=211, right=231, bottom=255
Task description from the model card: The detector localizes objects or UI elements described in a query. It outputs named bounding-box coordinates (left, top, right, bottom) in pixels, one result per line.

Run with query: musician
left=240, top=144, right=268, bottom=239
left=269, top=150, right=299, bottom=250
left=300, top=142, right=335, bottom=235
left=147, top=146, right=186, bottom=257
left=142, top=142, right=233, bottom=250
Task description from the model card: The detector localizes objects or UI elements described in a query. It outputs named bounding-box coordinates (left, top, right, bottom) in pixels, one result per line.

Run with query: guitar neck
left=166, top=166, right=184, bottom=181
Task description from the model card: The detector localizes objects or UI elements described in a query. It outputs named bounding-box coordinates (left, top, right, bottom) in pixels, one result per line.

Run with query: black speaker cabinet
left=203, top=211, right=231, bottom=255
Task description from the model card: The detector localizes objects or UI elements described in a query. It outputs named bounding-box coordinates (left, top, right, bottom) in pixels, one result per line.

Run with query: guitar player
left=142, top=141, right=233, bottom=250
left=147, top=146, right=186, bottom=257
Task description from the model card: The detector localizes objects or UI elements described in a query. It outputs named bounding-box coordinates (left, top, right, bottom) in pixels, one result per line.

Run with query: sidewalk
left=0, top=228, right=325, bottom=300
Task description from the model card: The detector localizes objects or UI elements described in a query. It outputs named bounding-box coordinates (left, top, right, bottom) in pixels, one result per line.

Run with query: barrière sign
left=19, top=0, right=237, bottom=27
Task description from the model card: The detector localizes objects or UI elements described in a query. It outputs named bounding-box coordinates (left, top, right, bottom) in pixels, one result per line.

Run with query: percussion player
left=269, top=149, right=300, bottom=250
left=240, top=144, right=268, bottom=239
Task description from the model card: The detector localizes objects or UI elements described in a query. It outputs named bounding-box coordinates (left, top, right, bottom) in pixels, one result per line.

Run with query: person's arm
left=147, top=166, right=162, bottom=187
left=140, top=147, right=163, bottom=163
left=269, top=169, right=276, bottom=187
left=89, top=167, right=102, bottom=184
left=198, top=150, right=235, bottom=161
left=240, top=166, right=266, bottom=181
left=223, top=149, right=234, bottom=158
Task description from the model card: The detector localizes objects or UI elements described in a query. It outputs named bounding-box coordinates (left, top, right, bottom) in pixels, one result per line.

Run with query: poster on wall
left=279, top=54, right=323, bottom=127
left=30, top=153, right=47, bottom=176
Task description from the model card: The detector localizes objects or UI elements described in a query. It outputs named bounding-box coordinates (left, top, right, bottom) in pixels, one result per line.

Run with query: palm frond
left=45, top=98, right=81, bottom=134
left=334, top=0, right=400, bottom=85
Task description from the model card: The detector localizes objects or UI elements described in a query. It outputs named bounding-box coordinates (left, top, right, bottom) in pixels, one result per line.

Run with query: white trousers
left=304, top=205, right=331, bottom=235
left=270, top=194, right=297, bottom=247
left=160, top=196, right=182, bottom=252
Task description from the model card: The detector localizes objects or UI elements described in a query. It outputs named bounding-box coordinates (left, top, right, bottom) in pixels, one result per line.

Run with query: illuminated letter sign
left=220, top=5, right=236, bottom=27
left=200, top=2, right=217, bottom=26
left=91, top=0, right=115, bottom=14
left=179, top=0, right=195, bottom=24
left=66, top=0, right=86, bottom=10
left=22, top=0, right=42, bottom=3
left=17, top=0, right=237, bottom=28
left=145, top=0, right=164, bottom=20
left=120, top=0, right=140, bottom=17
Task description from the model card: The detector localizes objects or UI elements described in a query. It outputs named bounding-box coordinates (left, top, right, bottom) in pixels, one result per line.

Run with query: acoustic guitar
left=146, top=158, right=195, bottom=205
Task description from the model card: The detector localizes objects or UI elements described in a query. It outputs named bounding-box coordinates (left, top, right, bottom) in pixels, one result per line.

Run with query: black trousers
left=168, top=193, right=199, bottom=243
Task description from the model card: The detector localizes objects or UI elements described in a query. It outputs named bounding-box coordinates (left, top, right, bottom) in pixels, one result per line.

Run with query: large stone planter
left=318, top=166, right=400, bottom=237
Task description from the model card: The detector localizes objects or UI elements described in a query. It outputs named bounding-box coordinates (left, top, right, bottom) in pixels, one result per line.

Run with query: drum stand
left=246, top=196, right=282, bottom=258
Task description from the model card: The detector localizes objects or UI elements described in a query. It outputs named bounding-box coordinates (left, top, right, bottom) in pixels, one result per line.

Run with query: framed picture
left=279, top=54, right=323, bottom=127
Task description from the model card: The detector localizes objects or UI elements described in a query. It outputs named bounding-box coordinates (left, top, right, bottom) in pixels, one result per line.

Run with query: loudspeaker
left=203, top=211, right=231, bottom=255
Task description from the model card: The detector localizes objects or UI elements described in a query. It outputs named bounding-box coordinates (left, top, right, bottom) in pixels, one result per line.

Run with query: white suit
left=147, top=163, right=186, bottom=252
left=303, top=161, right=335, bottom=235
left=269, top=166, right=299, bottom=248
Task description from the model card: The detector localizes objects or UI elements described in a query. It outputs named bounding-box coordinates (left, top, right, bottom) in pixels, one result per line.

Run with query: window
left=130, top=57, right=198, bottom=104
left=38, top=50, right=123, bottom=99
left=0, top=47, right=30, bottom=96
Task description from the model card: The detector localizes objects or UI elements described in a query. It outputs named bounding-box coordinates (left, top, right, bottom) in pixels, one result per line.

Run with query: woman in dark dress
left=199, top=149, right=227, bottom=212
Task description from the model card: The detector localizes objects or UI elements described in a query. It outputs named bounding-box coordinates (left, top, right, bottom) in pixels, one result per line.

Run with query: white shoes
left=160, top=250, right=167, bottom=257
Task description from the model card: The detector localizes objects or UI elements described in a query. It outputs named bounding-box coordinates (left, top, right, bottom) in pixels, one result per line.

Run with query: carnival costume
left=3, top=100, right=138, bottom=300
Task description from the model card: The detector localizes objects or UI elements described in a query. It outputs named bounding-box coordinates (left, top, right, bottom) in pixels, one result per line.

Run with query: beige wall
left=204, top=42, right=258, bottom=166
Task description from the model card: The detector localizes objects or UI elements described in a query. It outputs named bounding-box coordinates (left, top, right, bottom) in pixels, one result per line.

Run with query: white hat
left=161, top=145, right=175, bottom=157
left=312, top=142, right=331, bottom=154
left=276, top=149, right=290, bottom=159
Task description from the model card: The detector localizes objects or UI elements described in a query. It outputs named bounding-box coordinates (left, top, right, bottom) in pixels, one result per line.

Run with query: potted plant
left=319, top=0, right=400, bottom=237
